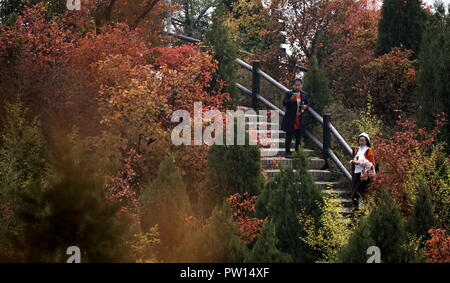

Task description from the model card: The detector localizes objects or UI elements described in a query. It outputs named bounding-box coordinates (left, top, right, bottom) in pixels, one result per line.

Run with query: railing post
left=252, top=60, right=260, bottom=111
left=323, top=113, right=332, bottom=163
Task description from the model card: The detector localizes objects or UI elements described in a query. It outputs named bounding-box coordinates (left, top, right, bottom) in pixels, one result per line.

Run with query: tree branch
left=105, top=0, right=117, bottom=23
left=131, top=0, right=161, bottom=30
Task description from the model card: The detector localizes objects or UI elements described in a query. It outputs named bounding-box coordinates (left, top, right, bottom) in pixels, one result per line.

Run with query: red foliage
left=358, top=48, right=417, bottom=122
left=227, top=192, right=266, bottom=244
left=106, top=148, right=143, bottom=212
left=0, top=1, right=168, bottom=135
left=371, top=114, right=447, bottom=213
left=424, top=229, right=450, bottom=263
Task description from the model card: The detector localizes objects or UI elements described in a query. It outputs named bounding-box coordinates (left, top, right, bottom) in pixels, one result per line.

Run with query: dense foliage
left=0, top=0, right=449, bottom=263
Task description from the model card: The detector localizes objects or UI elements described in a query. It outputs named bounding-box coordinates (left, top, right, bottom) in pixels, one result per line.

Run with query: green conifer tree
left=255, top=147, right=323, bottom=262
left=336, top=217, right=376, bottom=263
left=14, top=141, right=128, bottom=262
left=201, top=116, right=262, bottom=217
left=414, top=2, right=450, bottom=148
left=139, top=153, right=191, bottom=260
left=302, top=55, right=332, bottom=117
left=366, top=191, right=407, bottom=263
left=245, top=220, right=292, bottom=263
left=406, top=185, right=437, bottom=240
left=0, top=98, right=46, bottom=230
left=375, top=0, right=427, bottom=57
left=338, top=191, right=428, bottom=263
left=174, top=202, right=248, bottom=262
left=205, top=2, right=239, bottom=104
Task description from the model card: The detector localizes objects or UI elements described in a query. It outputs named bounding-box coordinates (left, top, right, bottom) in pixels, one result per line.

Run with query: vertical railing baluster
left=323, top=114, right=332, bottom=166
left=252, top=60, right=260, bottom=111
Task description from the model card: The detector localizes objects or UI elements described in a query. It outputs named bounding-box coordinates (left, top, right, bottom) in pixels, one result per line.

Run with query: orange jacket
left=353, top=147, right=376, bottom=167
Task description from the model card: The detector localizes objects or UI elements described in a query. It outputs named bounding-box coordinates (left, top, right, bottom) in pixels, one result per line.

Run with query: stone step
left=260, top=147, right=314, bottom=157
left=246, top=122, right=279, bottom=129
left=339, top=207, right=353, bottom=215
left=261, top=156, right=326, bottom=170
left=246, top=130, right=286, bottom=139
left=236, top=105, right=252, bottom=111
left=265, top=169, right=332, bottom=182
left=315, top=181, right=339, bottom=190
left=323, top=188, right=352, bottom=198
left=235, top=114, right=269, bottom=122
left=283, top=181, right=353, bottom=208
left=265, top=138, right=314, bottom=149
left=335, top=198, right=354, bottom=208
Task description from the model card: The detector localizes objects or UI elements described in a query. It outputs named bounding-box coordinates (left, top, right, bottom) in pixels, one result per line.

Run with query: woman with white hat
left=350, top=133, right=376, bottom=208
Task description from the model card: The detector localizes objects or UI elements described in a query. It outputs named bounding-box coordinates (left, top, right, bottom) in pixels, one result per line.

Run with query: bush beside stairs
left=237, top=106, right=353, bottom=215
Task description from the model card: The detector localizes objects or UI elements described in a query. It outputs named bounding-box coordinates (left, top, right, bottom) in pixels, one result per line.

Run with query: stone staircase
left=237, top=106, right=353, bottom=214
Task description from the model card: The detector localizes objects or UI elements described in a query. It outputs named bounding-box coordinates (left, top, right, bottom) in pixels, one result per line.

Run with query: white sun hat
left=359, top=132, right=370, bottom=143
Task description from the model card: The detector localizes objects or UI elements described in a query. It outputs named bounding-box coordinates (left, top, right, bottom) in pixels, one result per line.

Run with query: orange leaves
left=0, top=5, right=78, bottom=71
left=227, top=192, right=266, bottom=244
left=0, top=2, right=229, bottom=189
left=371, top=113, right=448, bottom=214
left=355, top=48, right=417, bottom=122
left=94, top=43, right=230, bottom=185
left=424, top=229, right=450, bottom=263
left=105, top=148, right=144, bottom=216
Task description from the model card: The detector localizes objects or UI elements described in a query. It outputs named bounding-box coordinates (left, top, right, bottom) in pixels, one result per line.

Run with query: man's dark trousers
left=285, top=129, right=302, bottom=155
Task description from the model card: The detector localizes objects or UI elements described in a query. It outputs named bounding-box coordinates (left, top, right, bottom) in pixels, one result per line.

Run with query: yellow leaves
left=298, top=194, right=353, bottom=262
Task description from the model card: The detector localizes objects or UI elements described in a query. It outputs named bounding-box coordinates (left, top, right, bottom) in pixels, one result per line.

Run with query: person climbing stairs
left=237, top=105, right=353, bottom=215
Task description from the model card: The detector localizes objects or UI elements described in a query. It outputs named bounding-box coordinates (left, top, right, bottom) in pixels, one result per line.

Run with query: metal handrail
left=239, top=61, right=353, bottom=158
left=237, top=84, right=352, bottom=181
left=167, top=31, right=201, bottom=43
left=167, top=31, right=353, bottom=181
left=236, top=55, right=352, bottom=157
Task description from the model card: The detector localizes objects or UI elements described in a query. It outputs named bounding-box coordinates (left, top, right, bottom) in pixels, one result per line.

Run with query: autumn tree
left=372, top=115, right=447, bottom=215
left=0, top=0, right=66, bottom=24
left=95, top=43, right=229, bottom=185
left=424, top=228, right=450, bottom=263
left=322, top=0, right=380, bottom=109
left=106, top=148, right=144, bottom=214
left=227, top=192, right=265, bottom=244
left=224, top=0, right=290, bottom=84
left=356, top=48, right=416, bottom=124
left=171, top=0, right=218, bottom=37
left=276, top=0, right=360, bottom=66
left=88, top=0, right=167, bottom=33
left=375, top=0, right=427, bottom=57
left=224, top=0, right=271, bottom=54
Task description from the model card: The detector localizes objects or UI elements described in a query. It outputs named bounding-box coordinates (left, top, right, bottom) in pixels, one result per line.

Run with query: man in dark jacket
left=280, top=78, right=309, bottom=158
